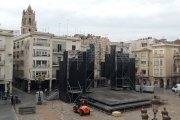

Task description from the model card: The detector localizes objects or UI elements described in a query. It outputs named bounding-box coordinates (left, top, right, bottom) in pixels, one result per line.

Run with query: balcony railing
left=32, top=53, right=50, bottom=57
left=152, top=54, right=164, bottom=58
left=33, top=65, right=50, bottom=68
left=173, top=72, right=180, bottom=77
left=0, top=45, right=5, bottom=51
left=52, top=62, right=59, bottom=66
left=0, top=75, right=5, bottom=80
left=32, top=75, right=50, bottom=80
left=33, top=43, right=50, bottom=47
left=53, top=49, right=64, bottom=54
left=0, top=60, right=5, bottom=66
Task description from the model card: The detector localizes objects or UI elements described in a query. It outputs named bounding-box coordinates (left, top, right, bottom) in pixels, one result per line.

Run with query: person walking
left=11, top=95, right=14, bottom=105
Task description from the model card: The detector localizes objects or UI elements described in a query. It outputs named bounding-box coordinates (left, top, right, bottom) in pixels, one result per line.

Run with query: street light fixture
left=151, top=95, right=159, bottom=120
left=37, top=75, right=45, bottom=105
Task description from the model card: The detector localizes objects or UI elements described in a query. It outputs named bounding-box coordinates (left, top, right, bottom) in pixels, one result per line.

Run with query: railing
left=52, top=49, right=64, bottom=54
left=0, top=45, right=5, bottom=51
left=52, top=62, right=59, bottom=66
left=32, top=75, right=50, bottom=80
left=32, top=53, right=50, bottom=57
left=33, top=43, right=50, bottom=47
left=152, top=54, right=164, bottom=58
left=0, top=60, right=5, bottom=65
left=32, top=65, right=50, bottom=68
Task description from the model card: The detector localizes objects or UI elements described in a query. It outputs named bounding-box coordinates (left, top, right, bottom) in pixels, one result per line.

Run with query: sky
left=0, top=0, right=180, bottom=41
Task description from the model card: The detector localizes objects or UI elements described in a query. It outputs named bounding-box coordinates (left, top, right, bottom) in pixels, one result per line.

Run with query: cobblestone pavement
left=15, top=88, right=180, bottom=120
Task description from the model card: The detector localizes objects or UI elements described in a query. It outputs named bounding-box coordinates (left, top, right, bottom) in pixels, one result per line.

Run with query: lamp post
left=37, top=76, right=42, bottom=105
left=151, top=95, right=159, bottom=120
left=37, top=75, right=45, bottom=105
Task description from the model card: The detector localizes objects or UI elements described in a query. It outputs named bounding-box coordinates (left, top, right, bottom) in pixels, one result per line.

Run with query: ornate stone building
left=21, top=5, right=37, bottom=34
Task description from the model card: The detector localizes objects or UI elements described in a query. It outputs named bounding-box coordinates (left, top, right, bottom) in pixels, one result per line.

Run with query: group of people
left=3, top=95, right=20, bottom=105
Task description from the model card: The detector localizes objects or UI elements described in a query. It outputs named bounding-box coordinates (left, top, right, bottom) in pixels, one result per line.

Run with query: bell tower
left=21, top=5, right=37, bottom=34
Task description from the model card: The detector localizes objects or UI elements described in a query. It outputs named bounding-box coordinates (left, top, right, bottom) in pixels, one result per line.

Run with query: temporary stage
left=84, top=87, right=152, bottom=113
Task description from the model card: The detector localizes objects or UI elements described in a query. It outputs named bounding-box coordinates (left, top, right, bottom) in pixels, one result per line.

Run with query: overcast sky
left=0, top=0, right=180, bottom=41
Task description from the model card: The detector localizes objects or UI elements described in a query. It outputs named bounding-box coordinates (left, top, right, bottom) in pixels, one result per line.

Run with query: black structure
left=58, top=51, right=86, bottom=102
left=85, top=87, right=152, bottom=113
left=106, top=45, right=135, bottom=90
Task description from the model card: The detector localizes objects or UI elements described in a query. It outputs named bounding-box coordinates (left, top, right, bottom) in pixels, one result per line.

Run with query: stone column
left=28, top=80, right=31, bottom=93
left=163, top=78, right=167, bottom=89
left=9, top=81, right=12, bottom=94
left=4, top=82, right=7, bottom=95
left=49, top=79, right=52, bottom=92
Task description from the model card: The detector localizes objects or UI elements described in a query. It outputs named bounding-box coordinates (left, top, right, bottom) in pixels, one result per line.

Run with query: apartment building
left=152, top=43, right=180, bottom=88
left=173, top=48, right=180, bottom=85
left=0, top=29, right=14, bottom=95
left=133, top=48, right=152, bottom=85
left=13, top=32, right=81, bottom=93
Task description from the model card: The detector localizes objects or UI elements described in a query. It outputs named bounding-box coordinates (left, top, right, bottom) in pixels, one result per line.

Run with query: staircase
left=45, top=88, right=59, bottom=100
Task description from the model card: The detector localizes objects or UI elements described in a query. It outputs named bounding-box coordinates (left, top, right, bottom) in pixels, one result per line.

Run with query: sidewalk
left=0, top=99, right=17, bottom=120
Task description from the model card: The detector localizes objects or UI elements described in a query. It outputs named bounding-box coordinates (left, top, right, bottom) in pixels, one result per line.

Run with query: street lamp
left=141, top=108, right=149, bottom=120
left=151, top=95, right=159, bottom=120
left=37, top=75, right=45, bottom=105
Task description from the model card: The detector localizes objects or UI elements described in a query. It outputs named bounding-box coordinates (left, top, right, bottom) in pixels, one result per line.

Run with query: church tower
left=21, top=5, right=37, bottom=34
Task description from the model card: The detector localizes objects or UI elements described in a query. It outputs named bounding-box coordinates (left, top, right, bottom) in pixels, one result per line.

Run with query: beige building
left=133, top=48, right=153, bottom=85
left=152, top=43, right=180, bottom=88
left=173, top=48, right=180, bottom=84
left=13, top=32, right=81, bottom=93
left=0, top=29, right=14, bottom=95
left=75, top=34, right=110, bottom=81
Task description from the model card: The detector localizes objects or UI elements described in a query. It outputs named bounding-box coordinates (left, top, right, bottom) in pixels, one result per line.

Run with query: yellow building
left=152, top=43, right=180, bottom=88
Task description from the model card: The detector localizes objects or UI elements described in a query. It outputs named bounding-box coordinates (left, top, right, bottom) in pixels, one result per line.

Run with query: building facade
left=13, top=32, right=81, bottom=93
left=152, top=43, right=180, bottom=88
left=0, top=29, right=14, bottom=95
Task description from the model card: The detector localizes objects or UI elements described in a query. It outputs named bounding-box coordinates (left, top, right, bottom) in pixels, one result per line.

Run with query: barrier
left=19, top=106, right=36, bottom=114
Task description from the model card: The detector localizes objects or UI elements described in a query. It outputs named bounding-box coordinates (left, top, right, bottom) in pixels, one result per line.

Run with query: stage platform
left=84, top=87, right=153, bottom=113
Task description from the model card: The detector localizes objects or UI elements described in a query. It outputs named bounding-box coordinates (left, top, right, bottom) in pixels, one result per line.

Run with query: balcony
left=0, top=75, right=5, bottom=80
left=52, top=62, right=59, bottom=66
left=53, top=49, right=64, bottom=54
left=0, top=60, right=5, bottom=66
left=32, top=75, right=50, bottom=80
left=32, top=53, right=50, bottom=57
left=152, top=54, right=164, bottom=58
left=32, top=65, right=50, bottom=68
left=173, top=72, right=180, bottom=77
left=33, top=42, right=50, bottom=47
left=0, top=45, right=5, bottom=51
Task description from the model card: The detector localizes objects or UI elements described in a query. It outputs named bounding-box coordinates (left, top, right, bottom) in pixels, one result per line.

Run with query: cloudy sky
left=0, top=0, right=180, bottom=41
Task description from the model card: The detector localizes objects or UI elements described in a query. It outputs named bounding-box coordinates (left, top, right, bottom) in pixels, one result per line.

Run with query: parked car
left=172, top=84, right=180, bottom=92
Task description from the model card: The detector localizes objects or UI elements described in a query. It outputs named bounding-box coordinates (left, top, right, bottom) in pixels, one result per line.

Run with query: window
left=154, top=60, right=159, bottom=65
left=141, top=70, right=146, bottom=75
left=160, top=69, right=163, bottom=75
left=57, top=44, right=62, bottom=52
left=160, top=59, right=163, bottom=66
left=72, top=45, right=76, bottom=50
left=141, top=61, right=146, bottom=65
left=154, top=50, right=157, bottom=54
left=159, top=50, right=164, bottom=54
left=154, top=69, right=159, bottom=76
left=142, top=43, right=147, bottom=47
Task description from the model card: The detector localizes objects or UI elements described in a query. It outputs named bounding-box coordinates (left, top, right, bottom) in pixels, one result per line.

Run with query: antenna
left=66, top=19, right=69, bottom=36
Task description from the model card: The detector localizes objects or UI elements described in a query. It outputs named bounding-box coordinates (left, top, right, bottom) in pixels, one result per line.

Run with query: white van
left=172, top=84, right=180, bottom=92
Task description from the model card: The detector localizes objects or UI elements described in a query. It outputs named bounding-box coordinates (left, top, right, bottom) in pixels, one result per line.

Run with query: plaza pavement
left=9, top=87, right=180, bottom=120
